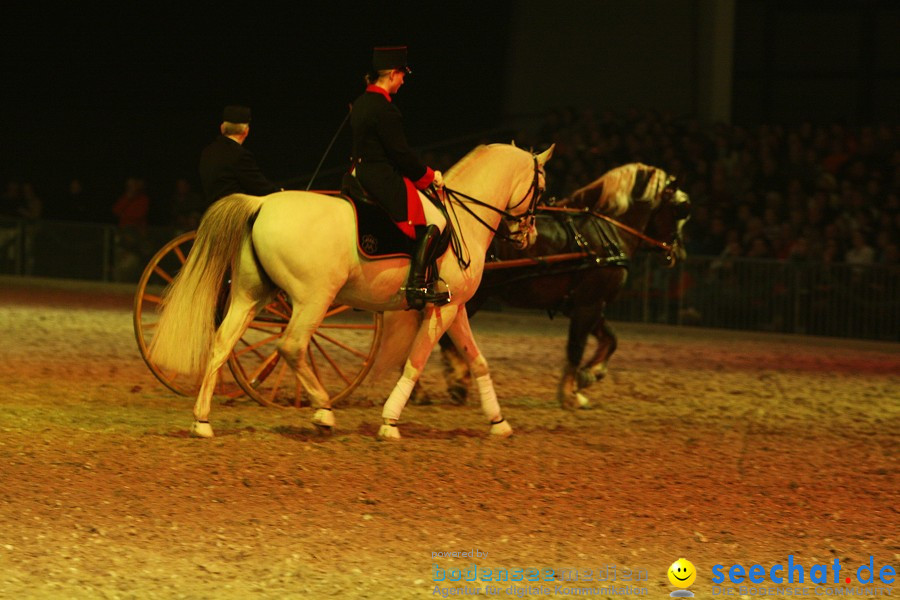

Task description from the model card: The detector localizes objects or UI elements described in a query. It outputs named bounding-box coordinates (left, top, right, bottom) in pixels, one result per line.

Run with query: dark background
left=4, top=1, right=899, bottom=220
left=2, top=2, right=514, bottom=207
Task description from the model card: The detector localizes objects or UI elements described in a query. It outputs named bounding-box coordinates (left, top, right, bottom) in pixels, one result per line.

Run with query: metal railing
left=0, top=218, right=187, bottom=284
left=2, top=217, right=898, bottom=342
left=607, top=252, right=900, bottom=342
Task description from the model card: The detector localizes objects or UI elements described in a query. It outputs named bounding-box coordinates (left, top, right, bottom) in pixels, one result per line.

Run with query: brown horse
left=427, top=163, right=691, bottom=409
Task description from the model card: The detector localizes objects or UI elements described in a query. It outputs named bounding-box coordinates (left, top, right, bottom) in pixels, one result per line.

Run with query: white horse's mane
left=571, top=162, right=670, bottom=216
left=444, top=144, right=491, bottom=180
left=447, top=144, right=515, bottom=177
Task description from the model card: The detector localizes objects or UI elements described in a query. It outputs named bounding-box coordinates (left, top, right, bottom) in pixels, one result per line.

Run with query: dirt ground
left=0, top=275, right=897, bottom=600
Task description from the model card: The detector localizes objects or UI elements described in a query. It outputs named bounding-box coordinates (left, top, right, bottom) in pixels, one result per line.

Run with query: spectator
left=168, top=177, right=205, bottom=231
left=111, top=177, right=150, bottom=282
left=19, top=182, right=43, bottom=220
left=527, top=107, right=898, bottom=265
left=0, top=180, right=23, bottom=219
left=111, top=177, right=149, bottom=228
left=845, top=229, right=876, bottom=266
left=56, top=178, right=96, bottom=223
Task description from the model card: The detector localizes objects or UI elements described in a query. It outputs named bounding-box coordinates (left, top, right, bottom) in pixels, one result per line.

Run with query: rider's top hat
left=222, top=105, right=252, bottom=124
left=372, top=46, right=411, bottom=73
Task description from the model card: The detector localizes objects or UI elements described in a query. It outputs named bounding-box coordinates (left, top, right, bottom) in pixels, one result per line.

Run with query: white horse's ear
left=537, top=143, right=555, bottom=164
left=510, top=140, right=518, bottom=148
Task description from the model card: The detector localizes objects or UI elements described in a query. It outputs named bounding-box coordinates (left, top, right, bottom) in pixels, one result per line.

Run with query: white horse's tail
left=148, top=194, right=264, bottom=381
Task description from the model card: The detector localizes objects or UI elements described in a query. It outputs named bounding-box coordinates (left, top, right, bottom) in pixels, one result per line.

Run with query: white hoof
left=190, top=421, right=214, bottom=438
left=574, top=391, right=592, bottom=409
left=312, top=408, right=335, bottom=433
left=489, top=419, right=513, bottom=438
left=377, top=423, right=402, bottom=441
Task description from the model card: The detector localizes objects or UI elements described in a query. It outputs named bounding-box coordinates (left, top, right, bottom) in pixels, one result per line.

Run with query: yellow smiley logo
left=668, top=558, right=697, bottom=588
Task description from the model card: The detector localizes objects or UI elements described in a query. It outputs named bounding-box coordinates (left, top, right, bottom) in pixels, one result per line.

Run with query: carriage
left=132, top=154, right=688, bottom=435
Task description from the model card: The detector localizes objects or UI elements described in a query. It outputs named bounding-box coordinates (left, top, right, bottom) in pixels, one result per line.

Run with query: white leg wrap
left=382, top=375, right=416, bottom=421
left=476, top=374, right=501, bottom=422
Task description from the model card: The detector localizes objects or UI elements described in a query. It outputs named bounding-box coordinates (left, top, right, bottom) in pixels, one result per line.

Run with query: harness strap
left=537, top=206, right=674, bottom=254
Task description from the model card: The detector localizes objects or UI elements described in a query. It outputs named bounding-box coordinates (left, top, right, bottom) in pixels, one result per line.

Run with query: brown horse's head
left=647, top=182, right=691, bottom=267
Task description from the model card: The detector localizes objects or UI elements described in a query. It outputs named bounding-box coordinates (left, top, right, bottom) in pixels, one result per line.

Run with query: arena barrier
left=1, top=218, right=897, bottom=342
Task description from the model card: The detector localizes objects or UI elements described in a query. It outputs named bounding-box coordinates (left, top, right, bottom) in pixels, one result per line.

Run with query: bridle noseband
left=502, top=156, right=546, bottom=249
left=442, top=154, right=546, bottom=249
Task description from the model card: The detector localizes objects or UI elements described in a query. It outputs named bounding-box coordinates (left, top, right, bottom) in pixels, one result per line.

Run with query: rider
left=348, top=46, right=447, bottom=311
left=199, top=105, right=282, bottom=203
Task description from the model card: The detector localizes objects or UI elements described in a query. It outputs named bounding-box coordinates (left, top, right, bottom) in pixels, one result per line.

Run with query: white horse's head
left=441, top=142, right=554, bottom=250
left=505, top=144, right=554, bottom=249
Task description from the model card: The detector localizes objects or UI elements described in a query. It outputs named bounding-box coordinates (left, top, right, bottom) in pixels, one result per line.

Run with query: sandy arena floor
left=0, top=276, right=897, bottom=599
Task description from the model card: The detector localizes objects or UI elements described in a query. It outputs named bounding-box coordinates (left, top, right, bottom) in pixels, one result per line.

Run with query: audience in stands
left=522, top=108, right=898, bottom=266
left=3, top=109, right=898, bottom=269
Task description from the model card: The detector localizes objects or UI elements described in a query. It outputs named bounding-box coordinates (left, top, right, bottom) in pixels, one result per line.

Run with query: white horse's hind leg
left=445, top=308, right=512, bottom=438
left=191, top=293, right=260, bottom=438
left=275, top=297, right=335, bottom=433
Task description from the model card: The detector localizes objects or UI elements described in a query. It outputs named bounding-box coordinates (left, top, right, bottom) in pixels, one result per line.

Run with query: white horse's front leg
left=378, top=361, right=420, bottom=441
left=470, top=357, right=512, bottom=438
left=378, top=305, right=456, bottom=441
left=446, top=308, right=512, bottom=438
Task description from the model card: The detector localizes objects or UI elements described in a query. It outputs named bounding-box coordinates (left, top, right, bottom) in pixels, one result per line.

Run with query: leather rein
left=435, top=156, right=545, bottom=269
left=440, top=156, right=545, bottom=246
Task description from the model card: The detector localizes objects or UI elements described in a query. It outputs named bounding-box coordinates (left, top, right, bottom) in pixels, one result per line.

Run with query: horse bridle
left=441, top=155, right=546, bottom=248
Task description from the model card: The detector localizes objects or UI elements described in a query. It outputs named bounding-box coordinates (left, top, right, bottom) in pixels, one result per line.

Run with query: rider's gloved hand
left=432, top=170, right=444, bottom=188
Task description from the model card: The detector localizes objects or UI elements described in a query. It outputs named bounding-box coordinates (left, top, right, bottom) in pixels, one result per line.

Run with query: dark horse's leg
left=410, top=292, right=488, bottom=406
left=440, top=334, right=470, bottom=405
left=558, top=304, right=602, bottom=409
left=558, top=267, right=625, bottom=409
left=408, top=333, right=468, bottom=406
left=579, top=314, right=617, bottom=387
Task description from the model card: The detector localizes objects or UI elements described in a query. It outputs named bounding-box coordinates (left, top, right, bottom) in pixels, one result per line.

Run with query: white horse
left=149, top=143, right=554, bottom=440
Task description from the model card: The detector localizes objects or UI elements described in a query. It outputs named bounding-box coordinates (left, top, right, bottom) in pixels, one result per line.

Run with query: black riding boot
left=403, top=225, right=450, bottom=310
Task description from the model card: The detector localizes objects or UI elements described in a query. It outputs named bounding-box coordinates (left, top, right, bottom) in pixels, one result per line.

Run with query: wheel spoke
left=227, top=302, right=382, bottom=407
left=233, top=332, right=283, bottom=358
left=152, top=264, right=174, bottom=284
left=259, top=297, right=292, bottom=321
left=247, top=351, right=281, bottom=386
left=266, top=362, right=289, bottom=404
left=142, top=292, right=163, bottom=305
left=311, top=336, right=351, bottom=386
left=325, top=304, right=351, bottom=317
left=313, top=330, right=371, bottom=360
left=246, top=320, right=288, bottom=331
